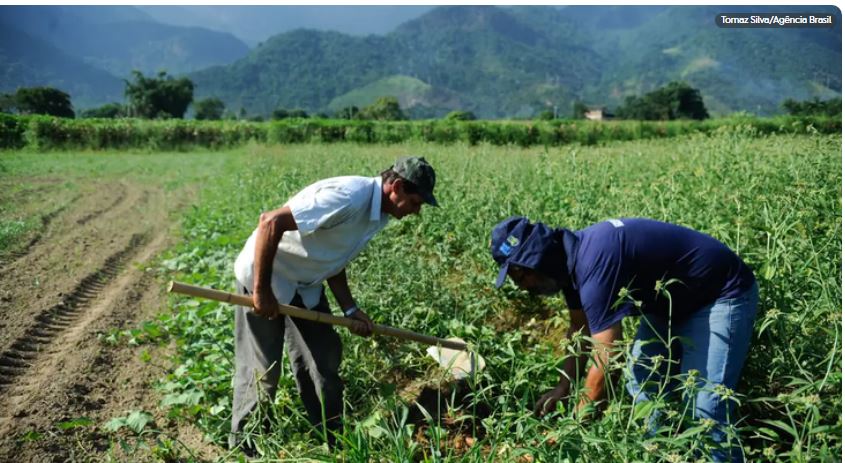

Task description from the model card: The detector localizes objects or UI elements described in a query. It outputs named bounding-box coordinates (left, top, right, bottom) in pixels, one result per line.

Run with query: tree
left=782, top=97, right=841, bottom=116
left=80, top=103, right=125, bottom=119
left=271, top=108, right=290, bottom=120
left=536, top=110, right=554, bottom=120
left=14, top=87, right=75, bottom=118
left=124, top=70, right=194, bottom=119
left=616, top=81, right=708, bottom=120
left=335, top=106, right=359, bottom=120
left=0, top=93, right=15, bottom=113
left=572, top=101, right=589, bottom=119
left=194, top=97, right=225, bottom=120
left=445, top=110, right=476, bottom=121
left=669, top=81, right=709, bottom=120
left=270, top=108, right=308, bottom=120
left=359, top=96, right=405, bottom=121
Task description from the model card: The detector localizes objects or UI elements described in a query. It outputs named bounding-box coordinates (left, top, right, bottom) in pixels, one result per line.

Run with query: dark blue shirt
left=561, top=218, right=756, bottom=333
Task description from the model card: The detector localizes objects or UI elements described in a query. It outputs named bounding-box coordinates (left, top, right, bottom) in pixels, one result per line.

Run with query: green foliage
left=80, top=103, right=125, bottom=119
left=0, top=218, right=28, bottom=252
left=8, top=132, right=834, bottom=459
left=782, top=97, right=842, bottom=117
left=327, top=74, right=445, bottom=117
left=56, top=417, right=95, bottom=431
left=616, top=81, right=709, bottom=120
left=271, top=108, right=289, bottom=120
left=536, top=110, right=555, bottom=121
left=445, top=111, right=476, bottom=121
left=124, top=70, right=194, bottom=119
left=191, top=29, right=393, bottom=116
left=13, top=86, right=75, bottom=118
left=19, top=116, right=266, bottom=151
left=336, top=106, right=360, bottom=120
left=0, top=93, right=15, bottom=113
left=271, top=108, right=309, bottom=120
left=1, top=114, right=841, bottom=151
left=193, top=97, right=225, bottom=121
left=143, top=132, right=840, bottom=461
left=359, top=96, right=406, bottom=121
left=104, top=411, right=154, bottom=434
left=0, top=113, right=28, bottom=149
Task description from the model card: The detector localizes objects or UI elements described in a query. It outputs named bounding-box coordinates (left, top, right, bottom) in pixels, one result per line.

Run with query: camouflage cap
left=393, top=156, right=438, bottom=207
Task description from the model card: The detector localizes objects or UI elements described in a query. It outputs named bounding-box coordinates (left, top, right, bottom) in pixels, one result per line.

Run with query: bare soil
left=0, top=178, right=222, bottom=461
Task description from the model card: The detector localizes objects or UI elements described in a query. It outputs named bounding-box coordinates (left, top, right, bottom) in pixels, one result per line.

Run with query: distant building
left=584, top=107, right=614, bottom=121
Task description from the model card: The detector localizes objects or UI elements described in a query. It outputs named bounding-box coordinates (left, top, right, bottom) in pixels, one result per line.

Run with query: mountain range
left=1, top=5, right=840, bottom=117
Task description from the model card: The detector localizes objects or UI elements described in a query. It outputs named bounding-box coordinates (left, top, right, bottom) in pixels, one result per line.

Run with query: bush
left=359, top=96, right=405, bottom=121
left=0, top=113, right=27, bottom=149
left=445, top=110, right=476, bottom=121
left=782, top=97, right=841, bottom=117
left=194, top=98, right=225, bottom=121
left=21, top=117, right=266, bottom=151
left=80, top=103, right=125, bottom=119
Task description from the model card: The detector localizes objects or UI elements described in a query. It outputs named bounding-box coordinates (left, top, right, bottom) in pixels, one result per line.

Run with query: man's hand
left=252, top=288, right=280, bottom=319
left=534, top=386, right=567, bottom=417
left=347, top=309, right=374, bottom=337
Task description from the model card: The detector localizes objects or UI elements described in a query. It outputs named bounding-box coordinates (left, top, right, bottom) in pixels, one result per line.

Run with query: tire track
left=0, top=233, right=148, bottom=391
left=76, top=183, right=127, bottom=226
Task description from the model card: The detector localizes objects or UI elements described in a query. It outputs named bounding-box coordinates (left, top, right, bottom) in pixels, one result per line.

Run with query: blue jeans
left=626, top=282, right=759, bottom=462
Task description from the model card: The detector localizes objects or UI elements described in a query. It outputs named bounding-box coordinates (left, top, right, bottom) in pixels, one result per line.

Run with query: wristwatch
left=343, top=305, right=359, bottom=317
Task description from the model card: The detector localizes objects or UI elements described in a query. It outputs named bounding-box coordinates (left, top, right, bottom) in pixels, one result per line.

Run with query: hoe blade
left=426, top=338, right=486, bottom=380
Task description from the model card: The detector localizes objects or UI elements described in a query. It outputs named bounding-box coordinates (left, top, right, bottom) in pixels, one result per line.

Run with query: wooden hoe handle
left=167, top=281, right=468, bottom=351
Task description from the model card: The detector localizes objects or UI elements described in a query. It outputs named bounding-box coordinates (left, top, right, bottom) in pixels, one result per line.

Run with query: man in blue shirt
left=491, top=216, right=758, bottom=462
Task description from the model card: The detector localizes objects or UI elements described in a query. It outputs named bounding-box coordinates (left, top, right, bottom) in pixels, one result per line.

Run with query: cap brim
left=495, top=263, right=509, bottom=288
left=424, top=193, right=439, bottom=207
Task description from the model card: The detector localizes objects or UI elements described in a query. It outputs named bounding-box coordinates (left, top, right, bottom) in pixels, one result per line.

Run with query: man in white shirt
left=230, top=157, right=437, bottom=452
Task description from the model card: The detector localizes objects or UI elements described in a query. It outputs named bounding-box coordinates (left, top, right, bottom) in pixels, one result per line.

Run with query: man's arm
left=252, top=205, right=298, bottom=318
left=326, top=268, right=374, bottom=337
left=535, top=309, right=591, bottom=416
left=577, top=321, right=623, bottom=413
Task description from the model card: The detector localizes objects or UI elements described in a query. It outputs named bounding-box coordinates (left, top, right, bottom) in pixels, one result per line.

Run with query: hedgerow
left=0, top=115, right=839, bottom=151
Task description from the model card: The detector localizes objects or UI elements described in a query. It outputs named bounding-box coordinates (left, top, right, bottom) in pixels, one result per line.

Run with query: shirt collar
left=370, top=176, right=384, bottom=222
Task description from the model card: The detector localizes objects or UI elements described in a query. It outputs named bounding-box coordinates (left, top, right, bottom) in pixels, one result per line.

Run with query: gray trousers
left=230, top=283, right=343, bottom=449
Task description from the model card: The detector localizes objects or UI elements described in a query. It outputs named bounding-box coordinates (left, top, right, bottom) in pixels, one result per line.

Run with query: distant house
left=584, top=107, right=614, bottom=121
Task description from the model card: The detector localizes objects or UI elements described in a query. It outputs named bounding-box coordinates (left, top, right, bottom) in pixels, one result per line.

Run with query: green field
left=5, top=128, right=839, bottom=461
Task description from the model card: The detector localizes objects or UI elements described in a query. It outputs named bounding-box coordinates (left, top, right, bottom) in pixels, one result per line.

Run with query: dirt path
left=0, top=178, right=221, bottom=461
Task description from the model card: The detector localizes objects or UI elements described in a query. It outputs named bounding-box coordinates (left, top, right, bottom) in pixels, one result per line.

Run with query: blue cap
left=490, top=216, right=566, bottom=288
left=491, top=216, right=533, bottom=287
